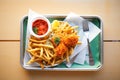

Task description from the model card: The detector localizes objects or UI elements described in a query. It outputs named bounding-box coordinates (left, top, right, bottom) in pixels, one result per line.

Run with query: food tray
left=20, top=15, right=103, bottom=71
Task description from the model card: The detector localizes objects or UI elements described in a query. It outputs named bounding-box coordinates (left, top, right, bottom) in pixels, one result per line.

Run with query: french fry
left=71, top=26, right=78, bottom=29
left=27, top=48, right=40, bottom=52
left=43, top=53, right=50, bottom=61
left=45, top=48, right=54, bottom=57
left=66, top=51, right=70, bottom=63
left=37, top=61, right=44, bottom=70
left=30, top=38, right=46, bottom=43
left=27, top=50, right=39, bottom=58
left=56, top=59, right=63, bottom=64
left=44, top=48, right=50, bottom=59
left=51, top=57, right=56, bottom=66
left=32, top=43, right=54, bottom=49
left=27, top=56, right=36, bottom=64
left=77, top=41, right=82, bottom=44
left=69, top=47, right=74, bottom=55
left=28, top=42, right=32, bottom=49
left=47, top=49, right=54, bottom=57
left=40, top=47, right=43, bottom=57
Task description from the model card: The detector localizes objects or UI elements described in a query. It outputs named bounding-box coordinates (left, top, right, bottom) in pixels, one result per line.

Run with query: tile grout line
left=103, top=40, right=120, bottom=42
left=0, top=40, right=20, bottom=42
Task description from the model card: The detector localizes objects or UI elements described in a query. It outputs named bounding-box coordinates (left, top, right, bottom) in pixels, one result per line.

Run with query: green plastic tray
left=20, top=15, right=103, bottom=71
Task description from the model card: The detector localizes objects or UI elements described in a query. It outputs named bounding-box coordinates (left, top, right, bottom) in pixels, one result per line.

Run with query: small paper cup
left=29, top=16, right=51, bottom=38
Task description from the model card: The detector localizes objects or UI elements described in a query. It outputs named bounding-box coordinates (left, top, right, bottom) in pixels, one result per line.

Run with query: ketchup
left=32, top=19, right=48, bottom=35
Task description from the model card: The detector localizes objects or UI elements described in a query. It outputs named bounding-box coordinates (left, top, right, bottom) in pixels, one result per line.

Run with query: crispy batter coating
left=55, top=42, right=68, bottom=57
left=63, top=35, right=78, bottom=47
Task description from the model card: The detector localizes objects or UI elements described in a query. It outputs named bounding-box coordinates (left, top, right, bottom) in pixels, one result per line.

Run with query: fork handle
left=87, top=38, right=94, bottom=66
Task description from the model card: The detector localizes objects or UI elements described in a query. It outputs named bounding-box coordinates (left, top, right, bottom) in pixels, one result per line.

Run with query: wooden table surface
left=0, top=0, right=120, bottom=80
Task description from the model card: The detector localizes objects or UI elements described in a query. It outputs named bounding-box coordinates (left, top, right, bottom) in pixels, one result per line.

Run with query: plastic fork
left=82, top=20, right=94, bottom=66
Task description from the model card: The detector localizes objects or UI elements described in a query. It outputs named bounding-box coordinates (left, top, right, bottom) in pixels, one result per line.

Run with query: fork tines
left=82, top=20, right=89, bottom=31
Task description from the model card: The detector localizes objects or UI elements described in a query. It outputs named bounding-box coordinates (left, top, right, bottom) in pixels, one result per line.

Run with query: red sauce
left=32, top=19, right=48, bottom=35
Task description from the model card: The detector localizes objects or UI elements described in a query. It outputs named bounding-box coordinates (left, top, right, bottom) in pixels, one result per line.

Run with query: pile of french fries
left=27, top=35, right=55, bottom=69
left=26, top=20, right=81, bottom=69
